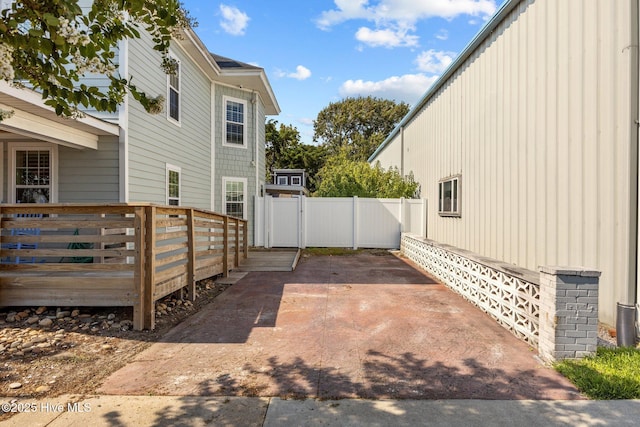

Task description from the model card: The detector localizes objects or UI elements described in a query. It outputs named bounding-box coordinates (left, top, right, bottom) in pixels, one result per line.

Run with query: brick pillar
left=538, top=266, right=600, bottom=362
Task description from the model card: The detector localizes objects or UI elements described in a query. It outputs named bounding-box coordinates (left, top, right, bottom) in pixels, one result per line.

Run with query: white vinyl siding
left=371, top=0, right=637, bottom=326
left=72, top=0, right=121, bottom=122
left=126, top=32, right=212, bottom=210
left=58, top=137, right=120, bottom=202
left=215, top=85, right=263, bottom=245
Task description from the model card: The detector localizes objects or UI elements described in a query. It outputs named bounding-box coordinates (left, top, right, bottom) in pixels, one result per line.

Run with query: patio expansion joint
left=260, top=397, right=272, bottom=426
left=315, top=258, right=333, bottom=398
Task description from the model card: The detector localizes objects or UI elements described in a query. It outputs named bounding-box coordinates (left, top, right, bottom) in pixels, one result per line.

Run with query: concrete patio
left=97, top=252, right=579, bottom=400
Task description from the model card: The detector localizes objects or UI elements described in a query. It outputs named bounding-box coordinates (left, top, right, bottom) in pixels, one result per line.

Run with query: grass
left=554, top=346, right=640, bottom=399
left=303, top=247, right=364, bottom=256
left=303, top=247, right=393, bottom=257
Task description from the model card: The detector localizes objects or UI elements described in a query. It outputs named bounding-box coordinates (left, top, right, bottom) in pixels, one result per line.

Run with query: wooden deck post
left=223, top=215, right=229, bottom=277
left=132, top=206, right=146, bottom=331
left=186, top=208, right=197, bottom=302
left=143, top=206, right=157, bottom=330
left=243, top=220, right=248, bottom=259
left=234, top=218, right=240, bottom=267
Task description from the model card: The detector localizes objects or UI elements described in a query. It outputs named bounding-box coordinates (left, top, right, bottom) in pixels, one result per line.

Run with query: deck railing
left=0, top=203, right=248, bottom=330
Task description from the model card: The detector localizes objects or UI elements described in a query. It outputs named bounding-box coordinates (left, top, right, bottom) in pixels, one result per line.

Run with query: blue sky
left=181, top=0, right=508, bottom=144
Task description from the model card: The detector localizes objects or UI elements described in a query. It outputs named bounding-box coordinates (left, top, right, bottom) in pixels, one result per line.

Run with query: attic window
left=438, top=176, right=461, bottom=217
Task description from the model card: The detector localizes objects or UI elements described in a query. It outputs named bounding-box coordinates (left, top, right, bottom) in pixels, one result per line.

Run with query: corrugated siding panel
left=372, top=134, right=402, bottom=169
left=58, top=136, right=120, bottom=202
left=126, top=34, right=212, bottom=210
left=375, top=0, right=636, bottom=325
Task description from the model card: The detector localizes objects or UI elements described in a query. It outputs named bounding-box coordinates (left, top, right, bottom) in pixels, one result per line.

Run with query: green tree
left=314, top=154, right=418, bottom=198
left=0, top=0, right=194, bottom=120
left=266, top=119, right=328, bottom=192
left=313, top=96, right=410, bottom=161
left=265, top=119, right=301, bottom=174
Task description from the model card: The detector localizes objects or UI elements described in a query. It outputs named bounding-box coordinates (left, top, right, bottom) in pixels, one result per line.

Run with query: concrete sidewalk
left=3, top=395, right=640, bottom=426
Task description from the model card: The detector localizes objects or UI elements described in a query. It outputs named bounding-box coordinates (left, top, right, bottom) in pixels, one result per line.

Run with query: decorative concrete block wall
left=401, top=234, right=540, bottom=346
left=538, top=266, right=600, bottom=362
left=401, top=234, right=600, bottom=361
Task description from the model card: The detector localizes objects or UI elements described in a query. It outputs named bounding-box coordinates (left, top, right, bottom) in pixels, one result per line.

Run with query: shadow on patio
left=97, top=253, right=580, bottom=400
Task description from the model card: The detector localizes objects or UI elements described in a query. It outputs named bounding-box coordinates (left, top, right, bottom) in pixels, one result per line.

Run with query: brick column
left=538, top=266, right=600, bottom=362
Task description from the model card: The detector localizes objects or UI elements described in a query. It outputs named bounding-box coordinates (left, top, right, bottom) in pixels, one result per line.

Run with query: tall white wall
left=373, top=0, right=639, bottom=326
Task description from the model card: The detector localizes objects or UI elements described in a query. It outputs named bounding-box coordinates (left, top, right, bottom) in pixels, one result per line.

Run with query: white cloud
left=415, top=49, right=456, bottom=74
left=339, top=73, right=439, bottom=105
left=275, top=65, right=312, bottom=81
left=219, top=4, right=250, bottom=36
left=355, top=26, right=419, bottom=48
left=435, top=29, right=449, bottom=40
left=298, top=117, right=315, bottom=126
left=317, top=0, right=497, bottom=30
left=289, top=65, right=312, bottom=80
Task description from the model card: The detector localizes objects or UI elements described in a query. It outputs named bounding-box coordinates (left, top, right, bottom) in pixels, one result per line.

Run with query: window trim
left=166, top=54, right=181, bottom=125
left=438, top=175, right=461, bottom=217
left=8, top=142, right=58, bottom=203
left=222, top=96, right=247, bottom=148
left=290, top=176, right=302, bottom=186
left=222, top=177, right=247, bottom=220
left=277, top=176, right=288, bottom=185
left=166, top=163, right=181, bottom=206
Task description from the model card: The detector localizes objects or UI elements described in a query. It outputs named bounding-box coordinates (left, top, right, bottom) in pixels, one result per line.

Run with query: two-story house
left=0, top=13, right=279, bottom=245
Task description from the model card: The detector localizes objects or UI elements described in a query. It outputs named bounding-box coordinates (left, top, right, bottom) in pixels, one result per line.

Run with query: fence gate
left=269, top=197, right=300, bottom=247
left=255, top=195, right=427, bottom=249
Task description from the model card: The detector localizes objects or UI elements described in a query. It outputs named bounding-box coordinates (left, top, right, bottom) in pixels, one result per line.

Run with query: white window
left=167, top=56, right=181, bottom=123
left=291, top=176, right=302, bottom=186
left=166, top=164, right=181, bottom=206
left=223, top=177, right=247, bottom=219
left=438, top=176, right=461, bottom=217
left=223, top=96, right=247, bottom=147
left=277, top=176, right=288, bottom=185
left=9, top=143, right=57, bottom=203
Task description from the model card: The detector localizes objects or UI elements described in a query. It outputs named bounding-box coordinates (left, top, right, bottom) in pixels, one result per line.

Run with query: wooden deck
left=0, top=203, right=248, bottom=330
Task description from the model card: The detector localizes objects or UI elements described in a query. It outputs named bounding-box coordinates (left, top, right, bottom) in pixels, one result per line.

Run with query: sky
left=181, top=0, right=508, bottom=144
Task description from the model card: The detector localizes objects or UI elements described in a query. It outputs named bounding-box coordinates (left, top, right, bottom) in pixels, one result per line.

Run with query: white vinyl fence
left=254, top=196, right=426, bottom=249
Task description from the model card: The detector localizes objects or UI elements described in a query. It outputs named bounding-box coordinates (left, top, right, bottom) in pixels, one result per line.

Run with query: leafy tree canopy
left=266, top=119, right=327, bottom=192
left=314, top=152, right=418, bottom=198
left=313, top=96, right=410, bottom=162
left=0, top=0, right=194, bottom=119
